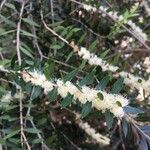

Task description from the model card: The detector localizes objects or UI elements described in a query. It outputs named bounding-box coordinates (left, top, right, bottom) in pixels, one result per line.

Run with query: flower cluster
left=78, top=47, right=150, bottom=93
left=0, top=91, right=24, bottom=108
left=21, top=70, right=54, bottom=94
left=76, top=118, right=110, bottom=146
left=83, top=4, right=97, bottom=12
left=22, top=70, right=129, bottom=118
left=78, top=47, right=118, bottom=72
left=0, top=92, right=12, bottom=105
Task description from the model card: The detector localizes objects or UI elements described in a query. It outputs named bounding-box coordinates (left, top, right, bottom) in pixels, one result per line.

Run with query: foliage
left=0, top=0, right=150, bottom=149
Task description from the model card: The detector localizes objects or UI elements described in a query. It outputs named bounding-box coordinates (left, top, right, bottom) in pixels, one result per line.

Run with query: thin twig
left=60, top=131, right=82, bottom=150
left=71, top=18, right=106, bottom=38
left=142, top=0, right=150, bottom=16
left=40, top=7, right=76, bottom=50
left=0, top=78, right=19, bottom=87
left=49, top=119, right=81, bottom=150
left=0, top=52, right=4, bottom=59
left=19, top=88, right=31, bottom=150
left=0, top=0, right=7, bottom=11
left=29, top=2, right=43, bottom=60
left=50, top=0, right=54, bottom=24
left=49, top=0, right=58, bottom=56
left=25, top=87, right=50, bottom=150
left=16, top=1, right=26, bottom=66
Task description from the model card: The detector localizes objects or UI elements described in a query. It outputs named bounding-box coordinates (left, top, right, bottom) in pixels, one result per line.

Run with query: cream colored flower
left=22, top=71, right=130, bottom=117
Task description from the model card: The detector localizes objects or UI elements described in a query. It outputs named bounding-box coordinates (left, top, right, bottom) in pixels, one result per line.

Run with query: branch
left=125, top=114, right=150, bottom=141
left=18, top=88, right=31, bottom=150
left=0, top=0, right=7, bottom=11
left=70, top=0, right=150, bottom=51
left=21, top=70, right=129, bottom=118
left=16, top=1, right=26, bottom=66
left=40, top=6, right=78, bottom=51
left=25, top=87, right=50, bottom=149
left=29, top=1, right=43, bottom=60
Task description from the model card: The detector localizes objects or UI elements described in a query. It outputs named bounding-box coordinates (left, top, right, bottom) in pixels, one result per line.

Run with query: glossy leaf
left=96, top=75, right=110, bottom=90
left=64, top=69, right=79, bottom=82
left=79, top=69, right=96, bottom=86
left=48, top=88, right=57, bottom=102
left=61, top=93, right=73, bottom=108
left=81, top=101, right=92, bottom=118
left=105, top=111, right=114, bottom=129
left=111, top=78, right=124, bottom=94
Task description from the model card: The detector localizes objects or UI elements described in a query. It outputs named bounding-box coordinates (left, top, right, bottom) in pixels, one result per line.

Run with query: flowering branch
left=21, top=70, right=129, bottom=118
left=39, top=7, right=150, bottom=94
left=70, top=0, right=150, bottom=51
left=78, top=47, right=150, bottom=94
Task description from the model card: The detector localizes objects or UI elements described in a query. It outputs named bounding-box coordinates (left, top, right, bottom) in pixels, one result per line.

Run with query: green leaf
left=96, top=75, right=110, bottom=90
left=105, top=111, right=114, bottom=129
left=8, top=138, right=20, bottom=144
left=20, top=46, right=34, bottom=59
left=79, top=69, right=96, bottom=86
left=32, top=138, right=43, bottom=144
left=24, top=116, right=33, bottom=121
left=37, top=118, right=47, bottom=126
left=22, top=18, right=39, bottom=27
left=89, top=40, right=97, bottom=51
left=79, top=60, right=86, bottom=70
left=21, top=30, right=36, bottom=38
left=0, top=29, right=16, bottom=36
left=112, top=54, right=120, bottom=65
left=122, top=119, right=128, bottom=137
left=24, top=128, right=40, bottom=134
left=0, top=14, right=16, bottom=27
left=61, top=93, right=73, bottom=108
left=100, top=49, right=110, bottom=58
left=48, top=88, right=57, bottom=102
left=24, top=82, right=32, bottom=94
left=78, top=33, right=86, bottom=44
left=81, top=101, right=92, bottom=118
left=111, top=78, right=124, bottom=94
left=4, top=130, right=20, bottom=140
left=31, top=86, right=42, bottom=100
left=71, top=28, right=81, bottom=32
left=61, top=28, right=68, bottom=36
left=5, top=3, right=16, bottom=11
left=65, top=51, right=74, bottom=62
left=25, top=60, right=34, bottom=65
left=48, top=21, right=64, bottom=27
left=5, top=105, right=18, bottom=111
left=54, top=25, right=65, bottom=32
left=0, top=115, right=10, bottom=120
left=0, top=138, right=5, bottom=144
left=50, top=44, right=62, bottom=50
left=44, top=60, right=55, bottom=79
left=97, top=92, right=104, bottom=100
left=64, top=69, right=79, bottom=82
